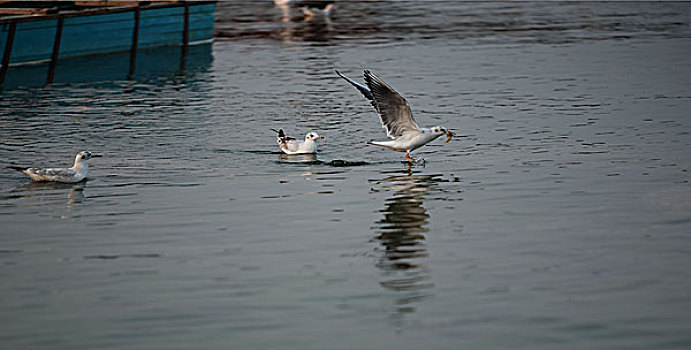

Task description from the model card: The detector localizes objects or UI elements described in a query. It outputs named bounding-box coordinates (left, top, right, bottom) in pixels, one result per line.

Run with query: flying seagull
left=272, top=129, right=324, bottom=154
left=336, top=69, right=454, bottom=163
left=8, top=151, right=100, bottom=183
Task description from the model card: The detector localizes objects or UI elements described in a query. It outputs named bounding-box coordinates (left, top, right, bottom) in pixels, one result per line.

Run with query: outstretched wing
left=336, top=70, right=378, bottom=112
left=363, top=70, right=421, bottom=139
left=338, top=69, right=422, bottom=139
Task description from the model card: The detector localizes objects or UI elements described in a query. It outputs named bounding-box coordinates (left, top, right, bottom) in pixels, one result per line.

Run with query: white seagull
left=336, top=69, right=455, bottom=163
left=274, top=0, right=335, bottom=16
left=272, top=129, right=324, bottom=154
left=8, top=151, right=100, bottom=183
left=301, top=3, right=335, bottom=18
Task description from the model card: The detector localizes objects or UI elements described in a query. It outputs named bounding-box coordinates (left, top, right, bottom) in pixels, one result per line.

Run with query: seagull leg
left=408, top=152, right=421, bottom=162
left=404, top=152, right=426, bottom=166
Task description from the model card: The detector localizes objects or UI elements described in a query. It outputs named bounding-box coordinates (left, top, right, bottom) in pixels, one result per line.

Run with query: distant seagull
left=336, top=70, right=455, bottom=163
left=274, top=0, right=335, bottom=17
left=8, top=151, right=100, bottom=183
left=301, top=2, right=335, bottom=18
left=272, top=129, right=324, bottom=154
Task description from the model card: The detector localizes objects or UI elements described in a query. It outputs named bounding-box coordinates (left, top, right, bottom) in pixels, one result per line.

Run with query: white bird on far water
left=336, top=69, right=455, bottom=164
left=272, top=129, right=324, bottom=154
left=301, top=3, right=335, bottom=18
left=8, top=151, right=100, bottom=183
left=273, top=0, right=335, bottom=17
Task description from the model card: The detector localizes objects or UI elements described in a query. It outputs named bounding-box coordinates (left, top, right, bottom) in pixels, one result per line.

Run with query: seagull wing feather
left=363, top=70, right=421, bottom=139
left=34, top=168, right=75, bottom=177
left=336, top=70, right=379, bottom=112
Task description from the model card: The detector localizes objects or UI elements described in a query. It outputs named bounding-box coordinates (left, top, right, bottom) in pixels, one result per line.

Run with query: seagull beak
left=445, top=130, right=455, bottom=143
left=91, top=154, right=103, bottom=158
left=316, top=136, right=324, bottom=139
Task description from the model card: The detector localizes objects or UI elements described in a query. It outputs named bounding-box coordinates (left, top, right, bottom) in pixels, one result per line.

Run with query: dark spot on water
left=84, top=253, right=161, bottom=260
left=323, top=159, right=369, bottom=167
left=84, top=255, right=119, bottom=260
left=124, top=270, right=158, bottom=276
left=260, top=195, right=282, bottom=199
left=247, top=150, right=280, bottom=154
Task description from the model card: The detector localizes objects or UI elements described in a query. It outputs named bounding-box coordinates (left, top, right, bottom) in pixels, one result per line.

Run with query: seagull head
left=75, top=151, right=102, bottom=162
left=77, top=151, right=93, bottom=162
left=305, top=132, right=324, bottom=142
left=431, top=126, right=455, bottom=143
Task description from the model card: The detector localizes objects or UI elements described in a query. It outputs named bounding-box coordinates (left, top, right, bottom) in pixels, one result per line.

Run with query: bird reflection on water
left=370, top=170, right=443, bottom=321
left=278, top=153, right=319, bottom=163
left=11, top=182, right=86, bottom=215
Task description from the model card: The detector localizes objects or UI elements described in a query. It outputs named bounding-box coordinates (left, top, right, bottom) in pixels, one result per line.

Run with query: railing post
left=47, top=16, right=65, bottom=84
left=0, top=22, right=18, bottom=90
left=180, top=2, right=190, bottom=72
left=183, top=2, right=190, bottom=47
left=128, top=7, right=141, bottom=78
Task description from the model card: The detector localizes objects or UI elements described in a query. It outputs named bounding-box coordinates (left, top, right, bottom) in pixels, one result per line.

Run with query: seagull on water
left=301, top=2, right=335, bottom=18
left=274, top=0, right=335, bottom=17
left=272, top=129, right=323, bottom=154
left=336, top=69, right=455, bottom=163
left=8, top=151, right=100, bottom=183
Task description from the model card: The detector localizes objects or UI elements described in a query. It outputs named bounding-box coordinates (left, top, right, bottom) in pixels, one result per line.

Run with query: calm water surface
left=1, top=2, right=691, bottom=349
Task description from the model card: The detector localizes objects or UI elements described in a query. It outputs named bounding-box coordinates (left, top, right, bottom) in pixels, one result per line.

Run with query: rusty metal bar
left=47, top=16, right=65, bottom=84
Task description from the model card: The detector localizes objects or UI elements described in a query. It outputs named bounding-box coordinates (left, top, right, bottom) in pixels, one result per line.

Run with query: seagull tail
left=7, top=166, right=27, bottom=172
left=271, top=129, right=286, bottom=137
left=367, top=140, right=399, bottom=151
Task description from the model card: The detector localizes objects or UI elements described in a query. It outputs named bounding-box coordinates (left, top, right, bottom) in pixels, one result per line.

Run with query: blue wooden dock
left=0, top=1, right=216, bottom=88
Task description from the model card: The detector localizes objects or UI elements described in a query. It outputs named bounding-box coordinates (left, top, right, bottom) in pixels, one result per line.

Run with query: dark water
left=1, top=2, right=691, bottom=349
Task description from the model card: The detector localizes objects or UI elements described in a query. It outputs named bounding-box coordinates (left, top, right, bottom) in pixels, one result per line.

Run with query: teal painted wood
left=0, top=2, right=216, bottom=66
left=189, top=3, right=216, bottom=43
left=2, top=20, right=57, bottom=64
left=138, top=7, right=184, bottom=49
left=138, top=4, right=215, bottom=49
left=59, top=12, right=134, bottom=59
